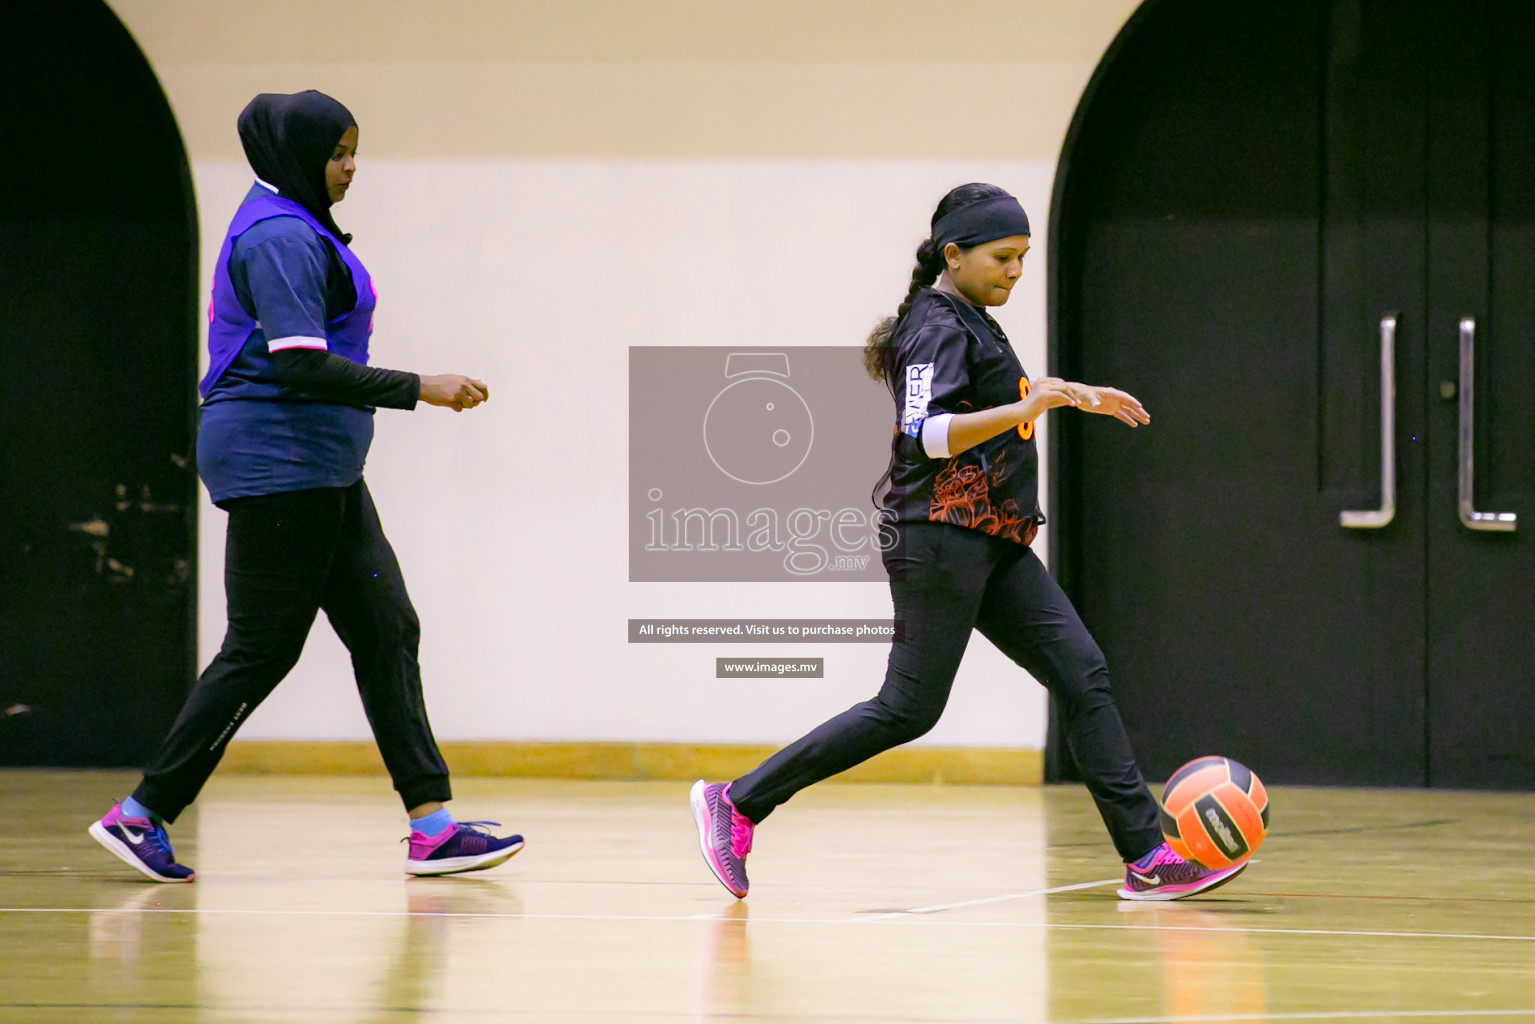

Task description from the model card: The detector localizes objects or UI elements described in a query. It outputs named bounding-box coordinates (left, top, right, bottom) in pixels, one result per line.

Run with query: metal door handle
left=1457, top=317, right=1517, bottom=532
left=1341, top=314, right=1397, bottom=528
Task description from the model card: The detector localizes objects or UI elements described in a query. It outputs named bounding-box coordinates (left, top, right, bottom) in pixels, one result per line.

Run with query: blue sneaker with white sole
left=405, top=821, right=524, bottom=876
left=89, top=801, right=195, bottom=882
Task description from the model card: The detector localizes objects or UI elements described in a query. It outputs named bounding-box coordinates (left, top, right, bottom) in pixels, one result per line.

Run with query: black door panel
left=0, top=1, right=198, bottom=766
left=1051, top=0, right=1531, bottom=789
left=1424, top=0, right=1535, bottom=788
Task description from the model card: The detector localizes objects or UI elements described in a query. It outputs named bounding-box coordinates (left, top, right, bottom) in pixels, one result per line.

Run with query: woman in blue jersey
left=691, top=183, right=1249, bottom=902
left=89, top=91, right=522, bottom=881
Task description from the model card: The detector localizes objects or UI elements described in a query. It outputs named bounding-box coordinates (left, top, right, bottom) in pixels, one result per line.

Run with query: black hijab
left=238, top=90, right=356, bottom=243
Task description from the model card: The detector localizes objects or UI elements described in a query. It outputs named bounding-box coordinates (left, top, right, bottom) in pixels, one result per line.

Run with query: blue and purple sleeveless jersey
left=197, top=182, right=378, bottom=503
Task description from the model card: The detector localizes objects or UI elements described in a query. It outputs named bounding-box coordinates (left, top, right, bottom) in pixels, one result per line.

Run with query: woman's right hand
left=420, top=374, right=489, bottom=412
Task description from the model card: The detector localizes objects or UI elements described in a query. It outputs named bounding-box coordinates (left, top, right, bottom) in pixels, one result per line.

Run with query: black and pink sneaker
left=1116, top=842, right=1247, bottom=901
left=88, top=802, right=195, bottom=883
left=690, top=780, right=753, bottom=899
left=404, top=821, right=523, bottom=877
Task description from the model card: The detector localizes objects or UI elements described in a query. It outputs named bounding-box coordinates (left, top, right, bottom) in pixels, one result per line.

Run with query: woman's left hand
left=420, top=374, right=489, bottom=412
left=1068, top=384, right=1150, bottom=427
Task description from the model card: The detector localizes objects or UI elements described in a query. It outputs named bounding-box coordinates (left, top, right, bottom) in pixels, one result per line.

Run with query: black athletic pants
left=133, top=481, right=451, bottom=823
left=729, top=522, right=1164, bottom=863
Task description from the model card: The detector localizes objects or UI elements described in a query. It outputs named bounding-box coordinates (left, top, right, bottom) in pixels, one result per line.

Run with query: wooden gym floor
left=0, top=773, right=1531, bottom=1023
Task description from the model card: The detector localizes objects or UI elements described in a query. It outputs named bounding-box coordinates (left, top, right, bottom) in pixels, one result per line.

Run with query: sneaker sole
left=405, top=840, right=524, bottom=877
left=689, top=780, right=747, bottom=899
left=1116, top=860, right=1248, bottom=902
left=87, top=821, right=194, bottom=883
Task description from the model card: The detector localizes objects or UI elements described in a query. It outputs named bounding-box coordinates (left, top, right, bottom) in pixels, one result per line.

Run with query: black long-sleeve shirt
left=273, top=348, right=419, bottom=409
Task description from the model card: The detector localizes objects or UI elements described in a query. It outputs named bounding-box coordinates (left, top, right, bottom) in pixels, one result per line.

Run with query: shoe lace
left=728, top=810, right=754, bottom=859
left=146, top=824, right=176, bottom=858
left=1129, top=843, right=1180, bottom=874
left=1147, top=843, right=1217, bottom=882
left=400, top=820, right=501, bottom=844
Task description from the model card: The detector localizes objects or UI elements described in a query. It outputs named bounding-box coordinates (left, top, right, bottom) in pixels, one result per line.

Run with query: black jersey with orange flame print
left=880, top=288, right=1043, bottom=545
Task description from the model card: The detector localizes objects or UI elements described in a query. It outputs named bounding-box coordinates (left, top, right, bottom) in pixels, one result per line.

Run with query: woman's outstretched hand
left=420, top=374, right=489, bottom=412
left=941, top=378, right=1139, bottom=457
left=1024, top=376, right=1096, bottom=417
left=1069, top=383, right=1150, bottom=427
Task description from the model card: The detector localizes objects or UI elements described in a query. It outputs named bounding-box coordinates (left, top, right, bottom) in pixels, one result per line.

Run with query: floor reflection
left=88, top=886, right=163, bottom=965
left=363, top=879, right=524, bottom=1023
left=84, top=881, right=201, bottom=1012
left=697, top=900, right=750, bottom=1019
left=1116, top=901, right=1267, bottom=1020
left=1045, top=784, right=1273, bottom=1023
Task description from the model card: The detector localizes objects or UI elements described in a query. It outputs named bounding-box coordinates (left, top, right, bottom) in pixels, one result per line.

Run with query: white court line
left=857, top=877, right=1121, bottom=921
left=3, top=906, right=1534, bottom=944
left=1042, top=922, right=1535, bottom=944
left=862, top=862, right=1265, bottom=920
left=1046, top=1011, right=1535, bottom=1024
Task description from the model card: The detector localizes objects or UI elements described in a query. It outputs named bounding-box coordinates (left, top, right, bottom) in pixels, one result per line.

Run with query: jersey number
left=1017, top=377, right=1035, bottom=440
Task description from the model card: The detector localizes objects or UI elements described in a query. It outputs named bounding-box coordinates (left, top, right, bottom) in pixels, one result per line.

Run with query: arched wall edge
left=1043, top=0, right=1172, bottom=782
left=102, top=0, right=203, bottom=680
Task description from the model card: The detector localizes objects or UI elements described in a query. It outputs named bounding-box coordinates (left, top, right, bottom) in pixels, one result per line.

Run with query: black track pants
left=729, top=522, right=1163, bottom=863
left=133, top=481, right=451, bottom=822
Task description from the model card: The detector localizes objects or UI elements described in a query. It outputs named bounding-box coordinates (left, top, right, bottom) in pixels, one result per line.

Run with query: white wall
left=193, top=159, right=1060, bottom=746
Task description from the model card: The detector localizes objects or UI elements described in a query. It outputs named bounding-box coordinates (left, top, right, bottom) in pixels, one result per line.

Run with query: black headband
left=931, top=195, right=1032, bottom=250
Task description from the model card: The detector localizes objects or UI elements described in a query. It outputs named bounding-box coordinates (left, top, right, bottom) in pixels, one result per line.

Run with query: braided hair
left=862, top=182, right=1013, bottom=390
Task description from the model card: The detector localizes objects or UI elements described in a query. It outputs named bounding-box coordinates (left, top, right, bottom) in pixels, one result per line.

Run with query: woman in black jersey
left=691, top=183, right=1249, bottom=902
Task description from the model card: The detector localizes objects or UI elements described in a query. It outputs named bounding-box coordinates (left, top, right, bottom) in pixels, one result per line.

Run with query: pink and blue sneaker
left=690, top=780, right=753, bottom=899
left=1116, top=842, right=1247, bottom=901
left=88, top=802, right=195, bottom=883
left=404, top=821, right=524, bottom=876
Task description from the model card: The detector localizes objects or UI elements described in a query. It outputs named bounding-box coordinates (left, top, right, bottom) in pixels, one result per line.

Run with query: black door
left=1423, top=0, right=1535, bottom=788
left=1049, top=0, right=1534, bottom=788
left=0, top=2, right=199, bottom=766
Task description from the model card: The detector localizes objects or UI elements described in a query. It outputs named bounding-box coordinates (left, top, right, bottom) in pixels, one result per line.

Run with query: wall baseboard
left=220, top=741, right=1042, bottom=786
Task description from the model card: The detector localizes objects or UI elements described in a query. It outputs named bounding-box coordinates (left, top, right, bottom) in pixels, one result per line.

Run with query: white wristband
left=921, top=413, right=954, bottom=459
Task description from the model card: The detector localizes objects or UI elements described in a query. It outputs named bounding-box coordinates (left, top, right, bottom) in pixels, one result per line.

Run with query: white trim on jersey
left=254, top=177, right=279, bottom=193
left=267, top=335, right=329, bottom=352
left=921, top=413, right=954, bottom=459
